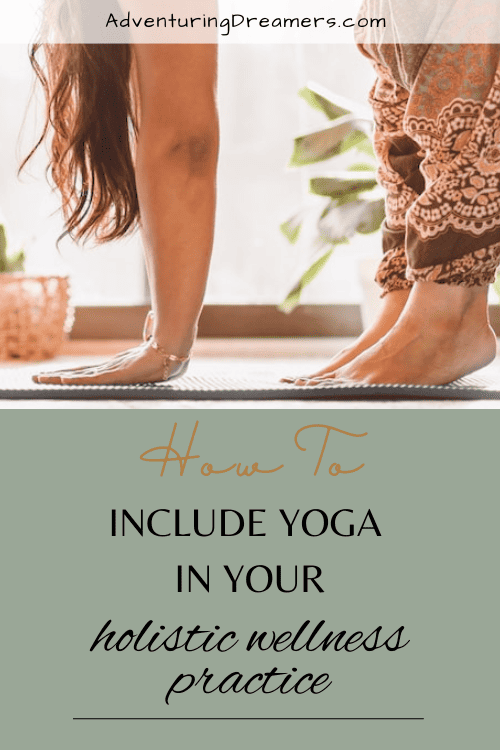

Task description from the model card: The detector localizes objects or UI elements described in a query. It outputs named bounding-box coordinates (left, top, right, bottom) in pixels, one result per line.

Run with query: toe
left=319, top=375, right=351, bottom=385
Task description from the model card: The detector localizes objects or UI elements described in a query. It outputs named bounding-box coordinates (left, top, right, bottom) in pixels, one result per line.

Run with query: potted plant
left=279, top=83, right=386, bottom=326
left=0, top=220, right=72, bottom=360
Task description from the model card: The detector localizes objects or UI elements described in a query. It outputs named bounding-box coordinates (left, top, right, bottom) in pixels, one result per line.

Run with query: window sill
left=60, top=337, right=356, bottom=359
left=70, top=303, right=500, bottom=339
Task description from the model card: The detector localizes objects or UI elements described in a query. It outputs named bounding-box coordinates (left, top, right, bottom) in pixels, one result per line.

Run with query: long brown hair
left=22, top=2, right=139, bottom=243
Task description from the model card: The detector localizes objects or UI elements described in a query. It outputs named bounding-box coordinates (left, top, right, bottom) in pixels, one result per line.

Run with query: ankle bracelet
left=150, top=340, right=190, bottom=381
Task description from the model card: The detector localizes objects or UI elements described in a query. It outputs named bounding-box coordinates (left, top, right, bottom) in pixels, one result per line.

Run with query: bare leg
left=298, top=282, right=496, bottom=386
left=287, top=44, right=500, bottom=388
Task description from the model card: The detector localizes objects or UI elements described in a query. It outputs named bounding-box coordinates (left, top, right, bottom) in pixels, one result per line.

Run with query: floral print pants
left=358, top=44, right=500, bottom=295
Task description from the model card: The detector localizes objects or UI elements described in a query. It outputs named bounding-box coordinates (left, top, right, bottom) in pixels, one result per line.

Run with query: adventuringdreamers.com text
left=106, top=13, right=386, bottom=36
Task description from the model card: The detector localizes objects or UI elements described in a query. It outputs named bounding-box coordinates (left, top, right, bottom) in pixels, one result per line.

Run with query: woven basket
left=0, top=274, right=73, bottom=361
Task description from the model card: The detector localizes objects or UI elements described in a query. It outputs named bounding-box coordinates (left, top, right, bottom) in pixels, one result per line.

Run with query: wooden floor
left=1, top=338, right=500, bottom=409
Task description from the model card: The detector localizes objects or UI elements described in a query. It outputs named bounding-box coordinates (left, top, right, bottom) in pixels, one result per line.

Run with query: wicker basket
left=0, top=274, right=73, bottom=361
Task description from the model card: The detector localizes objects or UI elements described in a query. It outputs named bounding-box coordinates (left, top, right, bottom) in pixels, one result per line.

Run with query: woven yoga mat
left=1, top=367, right=500, bottom=400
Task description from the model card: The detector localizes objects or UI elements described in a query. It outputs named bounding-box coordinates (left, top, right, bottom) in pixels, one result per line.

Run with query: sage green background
left=1, top=410, right=498, bottom=750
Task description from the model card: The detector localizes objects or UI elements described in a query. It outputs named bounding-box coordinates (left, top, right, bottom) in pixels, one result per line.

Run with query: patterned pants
left=358, top=44, right=500, bottom=295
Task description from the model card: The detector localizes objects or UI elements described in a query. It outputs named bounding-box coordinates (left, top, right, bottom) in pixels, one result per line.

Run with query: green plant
left=280, top=83, right=385, bottom=312
left=494, top=274, right=500, bottom=303
left=0, top=223, right=25, bottom=273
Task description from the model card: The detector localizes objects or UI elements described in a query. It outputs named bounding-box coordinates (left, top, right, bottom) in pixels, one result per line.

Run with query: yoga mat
left=1, top=367, right=500, bottom=400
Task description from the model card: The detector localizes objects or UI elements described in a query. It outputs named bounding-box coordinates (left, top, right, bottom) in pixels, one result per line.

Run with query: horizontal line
left=73, top=717, right=424, bottom=721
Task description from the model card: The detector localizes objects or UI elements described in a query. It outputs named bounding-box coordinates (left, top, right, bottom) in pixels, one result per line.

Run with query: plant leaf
left=493, top=272, right=500, bottom=303
left=290, top=116, right=372, bottom=167
left=356, top=139, right=376, bottom=158
left=0, top=224, right=26, bottom=273
left=316, top=196, right=385, bottom=244
left=310, top=173, right=378, bottom=200
left=299, top=86, right=350, bottom=121
left=355, top=199, right=386, bottom=234
left=299, top=82, right=373, bottom=121
left=317, top=200, right=372, bottom=242
left=349, top=162, right=377, bottom=172
left=5, top=249, right=26, bottom=273
left=280, top=211, right=306, bottom=245
left=0, top=224, right=7, bottom=269
left=279, top=244, right=335, bottom=313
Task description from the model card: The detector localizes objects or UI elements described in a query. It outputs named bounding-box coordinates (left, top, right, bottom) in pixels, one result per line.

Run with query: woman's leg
left=284, top=50, right=418, bottom=382
left=36, top=43, right=219, bottom=385
left=300, top=45, right=500, bottom=386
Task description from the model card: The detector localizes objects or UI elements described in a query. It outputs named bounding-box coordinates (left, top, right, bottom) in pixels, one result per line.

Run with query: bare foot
left=281, top=289, right=410, bottom=383
left=298, top=283, right=496, bottom=386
